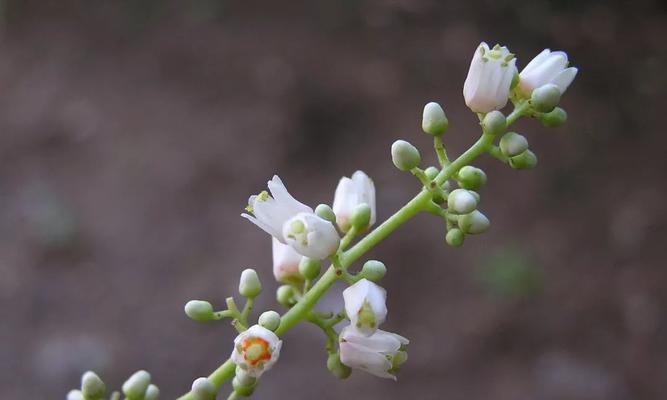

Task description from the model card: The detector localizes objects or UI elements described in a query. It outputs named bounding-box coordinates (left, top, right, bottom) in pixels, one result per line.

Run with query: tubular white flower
left=241, top=175, right=313, bottom=242
left=332, top=170, right=376, bottom=232
left=272, top=237, right=303, bottom=284
left=463, top=42, right=517, bottom=113
left=343, top=279, right=387, bottom=336
left=518, top=49, right=578, bottom=95
left=231, top=325, right=282, bottom=378
left=283, top=212, right=340, bottom=260
left=339, top=326, right=409, bottom=380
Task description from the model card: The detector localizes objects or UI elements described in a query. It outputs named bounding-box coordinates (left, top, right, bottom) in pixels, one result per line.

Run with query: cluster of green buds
left=67, top=370, right=158, bottom=400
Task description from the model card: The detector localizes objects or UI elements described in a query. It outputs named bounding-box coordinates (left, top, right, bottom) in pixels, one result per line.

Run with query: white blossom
left=339, top=326, right=408, bottom=380
left=231, top=325, right=282, bottom=378
left=332, top=170, right=376, bottom=232
left=282, top=212, right=339, bottom=260
left=272, top=237, right=303, bottom=284
left=463, top=42, right=517, bottom=113
left=518, top=49, right=578, bottom=95
left=343, top=279, right=387, bottom=336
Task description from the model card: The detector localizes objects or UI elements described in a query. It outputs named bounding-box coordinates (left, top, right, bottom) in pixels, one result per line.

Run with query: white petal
left=551, top=67, right=578, bottom=94
left=268, top=175, right=312, bottom=215
left=339, top=341, right=395, bottom=379
left=272, top=237, right=302, bottom=283
left=520, top=48, right=551, bottom=76
left=283, top=213, right=339, bottom=260
left=241, top=213, right=282, bottom=240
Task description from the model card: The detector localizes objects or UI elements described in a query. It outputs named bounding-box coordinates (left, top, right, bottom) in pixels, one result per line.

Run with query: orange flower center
left=242, top=337, right=271, bottom=367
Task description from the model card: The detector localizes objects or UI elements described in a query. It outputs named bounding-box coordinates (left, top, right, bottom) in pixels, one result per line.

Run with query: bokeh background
left=1, top=0, right=665, bottom=399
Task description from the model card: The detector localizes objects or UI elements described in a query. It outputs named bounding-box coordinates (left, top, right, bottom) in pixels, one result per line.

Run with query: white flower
left=463, top=42, right=517, bottom=113
left=231, top=325, right=282, bottom=378
left=339, top=326, right=408, bottom=380
left=283, top=212, right=340, bottom=260
left=343, top=279, right=387, bottom=336
left=518, top=49, right=578, bottom=95
left=332, top=170, right=376, bottom=232
left=272, top=237, right=303, bottom=284
left=242, top=175, right=312, bottom=242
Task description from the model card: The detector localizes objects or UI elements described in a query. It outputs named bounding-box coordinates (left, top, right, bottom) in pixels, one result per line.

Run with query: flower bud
left=327, top=352, right=352, bottom=379
left=235, top=366, right=257, bottom=387
left=482, top=110, right=507, bottom=136
left=350, top=203, right=371, bottom=230
left=315, top=203, right=336, bottom=223
left=298, top=257, right=321, bottom=280
left=122, top=370, right=151, bottom=400
left=239, top=268, right=262, bottom=298
left=232, top=377, right=255, bottom=397
left=144, top=384, right=159, bottom=400
left=67, top=390, right=84, bottom=400
left=499, top=132, right=528, bottom=157
left=391, top=140, right=421, bottom=171
left=447, top=189, right=477, bottom=214
left=458, top=210, right=490, bottom=234
left=283, top=213, right=340, bottom=260
left=457, top=166, right=487, bottom=190
left=258, top=310, right=281, bottom=331
left=540, top=107, right=567, bottom=127
left=360, top=260, right=386, bottom=282
left=424, top=166, right=439, bottom=180
left=81, top=371, right=105, bottom=399
left=509, top=149, right=538, bottom=170
left=191, top=377, right=216, bottom=400
left=184, top=300, right=215, bottom=322
left=421, top=102, right=448, bottom=136
left=446, top=228, right=464, bottom=247
left=276, top=285, right=296, bottom=307
left=530, top=83, right=561, bottom=113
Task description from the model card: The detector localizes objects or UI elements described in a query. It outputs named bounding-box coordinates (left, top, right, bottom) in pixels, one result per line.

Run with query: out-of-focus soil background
left=1, top=0, right=666, bottom=399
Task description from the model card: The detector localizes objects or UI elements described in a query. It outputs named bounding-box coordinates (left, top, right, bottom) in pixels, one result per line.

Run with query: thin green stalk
left=433, top=136, right=449, bottom=166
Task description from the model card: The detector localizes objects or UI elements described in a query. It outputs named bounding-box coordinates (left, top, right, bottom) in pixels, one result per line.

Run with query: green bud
left=457, top=166, right=487, bottom=190
left=276, top=285, right=296, bottom=307
left=531, top=83, right=561, bottom=113
left=446, top=228, right=464, bottom=247
left=191, top=377, right=216, bottom=400
left=360, top=260, right=386, bottom=282
left=421, top=102, right=448, bottom=136
left=258, top=310, right=281, bottom=331
left=447, top=189, right=477, bottom=214
left=239, top=268, right=262, bottom=298
left=235, top=366, right=257, bottom=387
left=540, top=107, right=567, bottom=127
left=327, top=352, right=352, bottom=379
left=232, top=377, right=255, bottom=397
left=122, top=370, right=151, bottom=400
left=298, top=257, right=321, bottom=280
left=144, top=385, right=159, bottom=400
left=315, top=203, right=336, bottom=223
left=468, top=190, right=480, bottom=204
left=424, top=166, right=439, bottom=180
left=67, top=390, right=84, bottom=400
left=482, top=111, right=506, bottom=136
left=81, top=371, right=105, bottom=399
left=509, top=149, right=538, bottom=170
left=499, top=132, right=528, bottom=157
left=391, top=140, right=421, bottom=171
left=458, top=210, right=490, bottom=234
left=184, top=300, right=214, bottom=322
left=350, top=203, right=371, bottom=230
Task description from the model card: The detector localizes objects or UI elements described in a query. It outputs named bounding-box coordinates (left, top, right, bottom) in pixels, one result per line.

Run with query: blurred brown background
left=0, top=0, right=665, bottom=399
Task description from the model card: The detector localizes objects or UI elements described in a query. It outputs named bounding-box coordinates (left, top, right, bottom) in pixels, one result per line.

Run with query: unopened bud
left=447, top=189, right=478, bottom=214
left=232, top=377, right=255, bottom=397
left=239, top=268, right=262, bottom=298
left=235, top=366, right=257, bottom=387
left=81, top=371, right=105, bottom=399
left=258, top=310, right=281, bottom=331
left=350, top=203, right=371, bottom=230
left=446, top=228, right=464, bottom=247
left=482, top=111, right=506, bottom=136
left=424, top=166, right=439, bottom=180
left=298, top=257, right=321, bottom=280
left=391, top=140, right=421, bottom=171
left=540, top=107, right=567, bottom=127
left=315, top=203, right=336, bottom=223
left=458, top=210, right=490, bottom=234
left=457, top=166, right=487, bottom=190
left=421, top=102, right=448, bottom=136
left=276, top=285, right=296, bottom=307
left=327, top=352, right=352, bottom=379
left=531, top=83, right=561, bottom=113
left=509, top=149, right=538, bottom=170
left=184, top=300, right=215, bottom=322
left=144, top=384, right=159, bottom=400
left=360, top=260, right=386, bottom=282
left=499, top=132, right=528, bottom=157
left=191, top=377, right=216, bottom=400
left=67, top=390, right=84, bottom=400
left=122, top=370, right=151, bottom=400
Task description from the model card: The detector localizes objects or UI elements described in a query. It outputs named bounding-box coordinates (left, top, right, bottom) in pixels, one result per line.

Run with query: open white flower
left=343, top=279, right=387, bottom=336
left=463, top=42, right=517, bottom=113
left=272, top=237, right=303, bottom=284
left=518, top=49, right=578, bottom=95
left=242, top=175, right=313, bottom=242
left=283, top=212, right=339, bottom=260
left=231, top=325, right=282, bottom=378
left=339, top=326, right=408, bottom=380
left=333, top=170, right=376, bottom=232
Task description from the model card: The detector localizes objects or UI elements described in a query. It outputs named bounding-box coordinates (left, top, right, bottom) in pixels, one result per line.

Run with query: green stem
left=339, top=226, right=358, bottom=250
left=506, top=101, right=530, bottom=126
left=433, top=136, right=450, bottom=166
